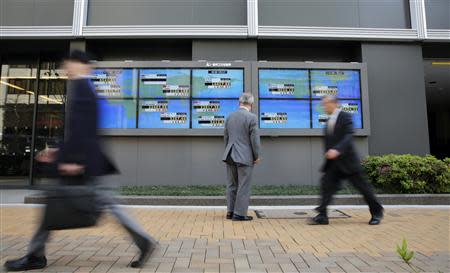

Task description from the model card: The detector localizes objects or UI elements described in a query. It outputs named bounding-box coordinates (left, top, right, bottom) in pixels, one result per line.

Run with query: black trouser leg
left=347, top=172, right=383, bottom=216
left=317, top=164, right=343, bottom=217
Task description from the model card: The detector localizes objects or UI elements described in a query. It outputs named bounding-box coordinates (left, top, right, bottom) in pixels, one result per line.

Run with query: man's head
left=239, top=93, right=254, bottom=110
left=322, top=95, right=339, bottom=115
left=63, top=50, right=93, bottom=79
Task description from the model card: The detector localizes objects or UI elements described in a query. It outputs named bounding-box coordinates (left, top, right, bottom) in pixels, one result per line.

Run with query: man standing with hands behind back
left=223, top=93, right=261, bottom=221
left=310, top=95, right=384, bottom=225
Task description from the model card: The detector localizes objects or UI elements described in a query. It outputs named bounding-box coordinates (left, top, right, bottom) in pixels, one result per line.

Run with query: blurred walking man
left=222, top=93, right=261, bottom=221
left=4, top=51, right=157, bottom=271
left=310, top=95, right=383, bottom=225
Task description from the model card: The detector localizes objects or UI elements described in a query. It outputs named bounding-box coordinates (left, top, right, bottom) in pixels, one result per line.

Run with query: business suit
left=317, top=110, right=383, bottom=218
left=222, top=107, right=261, bottom=217
left=27, top=78, right=156, bottom=258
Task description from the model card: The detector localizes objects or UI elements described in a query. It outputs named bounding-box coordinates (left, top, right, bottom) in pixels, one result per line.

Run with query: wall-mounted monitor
left=92, top=69, right=138, bottom=98
left=259, top=69, right=309, bottom=99
left=98, top=99, right=137, bottom=129
left=312, top=99, right=363, bottom=129
left=191, top=99, right=238, bottom=129
left=192, top=69, right=244, bottom=98
left=138, top=99, right=190, bottom=129
left=310, top=70, right=361, bottom=99
left=259, top=100, right=310, bottom=129
left=139, top=69, right=190, bottom=98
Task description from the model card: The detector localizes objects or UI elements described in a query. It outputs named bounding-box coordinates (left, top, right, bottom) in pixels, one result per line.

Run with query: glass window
left=0, top=62, right=37, bottom=185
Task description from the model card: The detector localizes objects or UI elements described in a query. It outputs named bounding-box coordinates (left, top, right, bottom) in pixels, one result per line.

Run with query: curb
left=24, top=194, right=450, bottom=206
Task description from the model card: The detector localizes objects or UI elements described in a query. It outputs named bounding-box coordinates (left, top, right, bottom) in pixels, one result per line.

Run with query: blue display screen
left=192, top=69, right=244, bottom=98
left=312, top=99, right=362, bottom=129
left=259, top=100, right=310, bottom=129
left=139, top=69, right=190, bottom=98
left=191, top=99, right=238, bottom=129
left=98, top=99, right=137, bottom=129
left=310, top=70, right=361, bottom=99
left=92, top=69, right=138, bottom=98
left=138, top=99, right=190, bottom=129
left=259, top=69, right=309, bottom=99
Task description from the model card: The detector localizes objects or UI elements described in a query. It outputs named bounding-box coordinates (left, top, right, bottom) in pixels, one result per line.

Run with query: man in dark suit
left=4, top=51, right=157, bottom=271
left=310, top=95, right=384, bottom=225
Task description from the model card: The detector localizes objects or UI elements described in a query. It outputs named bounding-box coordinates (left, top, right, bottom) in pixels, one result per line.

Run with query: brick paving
left=0, top=207, right=449, bottom=272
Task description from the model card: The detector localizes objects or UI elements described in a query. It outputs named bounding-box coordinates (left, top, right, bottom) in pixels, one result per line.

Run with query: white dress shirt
left=327, top=108, right=341, bottom=134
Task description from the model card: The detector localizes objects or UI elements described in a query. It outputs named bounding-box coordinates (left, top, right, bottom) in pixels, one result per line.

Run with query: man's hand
left=325, top=149, right=340, bottom=160
left=35, top=148, right=59, bottom=163
left=58, top=163, right=85, bottom=176
left=254, top=158, right=261, bottom=165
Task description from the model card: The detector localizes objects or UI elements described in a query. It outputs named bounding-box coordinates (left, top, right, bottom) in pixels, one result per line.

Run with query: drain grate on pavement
left=254, top=209, right=351, bottom=219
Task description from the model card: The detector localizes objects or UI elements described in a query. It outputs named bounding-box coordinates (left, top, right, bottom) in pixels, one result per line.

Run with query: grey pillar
left=361, top=43, right=430, bottom=155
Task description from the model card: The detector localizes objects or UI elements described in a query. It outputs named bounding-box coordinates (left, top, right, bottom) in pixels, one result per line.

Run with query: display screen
left=98, top=99, right=137, bottom=129
left=312, top=100, right=362, bottom=129
left=139, top=69, right=190, bottom=98
left=259, top=69, right=309, bottom=99
left=92, top=69, right=138, bottom=98
left=259, top=100, right=310, bottom=129
left=192, top=69, right=243, bottom=98
left=191, top=99, right=238, bottom=129
left=310, top=70, right=360, bottom=99
left=138, top=99, right=190, bottom=129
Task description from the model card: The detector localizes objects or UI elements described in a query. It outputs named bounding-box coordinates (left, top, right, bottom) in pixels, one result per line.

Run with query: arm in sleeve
left=333, top=113, right=354, bottom=154
left=224, top=118, right=229, bottom=147
left=250, top=115, right=261, bottom=160
left=59, top=97, right=95, bottom=165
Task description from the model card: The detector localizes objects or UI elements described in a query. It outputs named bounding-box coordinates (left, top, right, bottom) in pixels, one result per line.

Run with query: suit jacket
left=58, top=78, right=118, bottom=177
left=322, top=111, right=361, bottom=174
left=222, top=108, right=261, bottom=166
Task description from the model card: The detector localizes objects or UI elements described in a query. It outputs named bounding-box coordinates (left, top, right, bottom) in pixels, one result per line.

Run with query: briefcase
left=43, top=187, right=102, bottom=230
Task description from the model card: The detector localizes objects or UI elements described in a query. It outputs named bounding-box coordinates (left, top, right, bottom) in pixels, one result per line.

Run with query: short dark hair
left=65, top=50, right=91, bottom=64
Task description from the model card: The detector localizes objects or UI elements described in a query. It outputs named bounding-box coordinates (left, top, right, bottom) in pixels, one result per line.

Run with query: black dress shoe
left=232, top=215, right=253, bottom=221
left=130, top=239, right=157, bottom=268
left=226, top=212, right=233, bottom=219
left=4, top=255, right=47, bottom=271
left=308, top=215, right=329, bottom=225
left=369, top=214, right=383, bottom=225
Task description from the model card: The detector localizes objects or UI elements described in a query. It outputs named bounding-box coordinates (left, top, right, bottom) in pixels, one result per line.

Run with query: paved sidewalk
left=1, top=206, right=449, bottom=273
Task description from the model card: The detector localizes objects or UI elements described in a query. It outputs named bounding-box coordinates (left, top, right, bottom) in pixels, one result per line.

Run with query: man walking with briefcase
left=4, top=50, right=157, bottom=271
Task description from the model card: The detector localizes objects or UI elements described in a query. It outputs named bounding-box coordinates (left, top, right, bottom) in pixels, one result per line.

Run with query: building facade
left=1, top=0, right=449, bottom=187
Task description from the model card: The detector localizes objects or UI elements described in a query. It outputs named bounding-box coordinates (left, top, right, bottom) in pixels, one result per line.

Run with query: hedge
left=362, top=154, right=450, bottom=194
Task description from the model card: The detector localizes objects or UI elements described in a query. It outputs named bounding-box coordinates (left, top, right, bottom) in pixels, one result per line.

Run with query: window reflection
left=0, top=64, right=36, bottom=184
left=34, top=62, right=67, bottom=185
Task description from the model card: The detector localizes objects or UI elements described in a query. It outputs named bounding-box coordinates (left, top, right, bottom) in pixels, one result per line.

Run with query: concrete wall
left=361, top=43, right=430, bottom=155
left=87, top=0, right=247, bottom=25
left=425, top=0, right=450, bottom=29
left=0, top=0, right=74, bottom=26
left=259, top=0, right=411, bottom=28
left=101, top=136, right=368, bottom=186
left=95, top=40, right=369, bottom=187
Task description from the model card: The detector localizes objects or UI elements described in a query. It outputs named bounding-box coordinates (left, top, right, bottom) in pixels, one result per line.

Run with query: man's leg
left=95, top=191, right=157, bottom=267
left=347, top=172, right=383, bottom=216
left=4, top=217, right=49, bottom=271
left=97, top=192, right=157, bottom=248
left=27, top=223, right=50, bottom=257
left=316, top=163, right=342, bottom=217
left=233, top=165, right=253, bottom=217
left=226, top=163, right=238, bottom=214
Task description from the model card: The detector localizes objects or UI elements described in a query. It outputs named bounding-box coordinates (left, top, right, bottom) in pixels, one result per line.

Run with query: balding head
left=322, top=95, right=339, bottom=115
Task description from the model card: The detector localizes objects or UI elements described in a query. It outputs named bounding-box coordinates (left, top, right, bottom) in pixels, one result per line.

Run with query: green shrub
left=362, top=154, right=450, bottom=194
